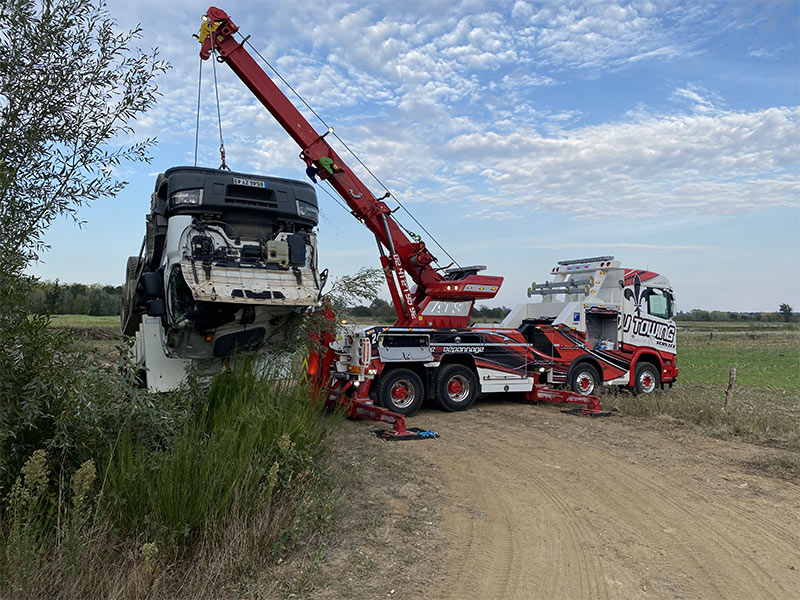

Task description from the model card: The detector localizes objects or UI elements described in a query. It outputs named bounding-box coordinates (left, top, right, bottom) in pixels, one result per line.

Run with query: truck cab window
left=647, top=289, right=672, bottom=319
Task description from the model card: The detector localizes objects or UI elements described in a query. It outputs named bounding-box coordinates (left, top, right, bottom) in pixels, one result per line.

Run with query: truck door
left=620, top=286, right=676, bottom=353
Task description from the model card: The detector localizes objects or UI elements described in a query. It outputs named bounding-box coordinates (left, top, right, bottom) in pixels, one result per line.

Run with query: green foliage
left=27, top=281, right=123, bottom=316
left=779, top=303, right=794, bottom=322
left=105, top=356, right=337, bottom=551
left=0, top=276, right=173, bottom=498
left=0, top=0, right=169, bottom=266
left=676, top=309, right=798, bottom=323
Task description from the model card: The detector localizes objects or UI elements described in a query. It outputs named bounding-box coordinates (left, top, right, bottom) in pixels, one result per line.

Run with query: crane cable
left=209, top=34, right=229, bottom=170
left=194, top=56, right=203, bottom=167
left=241, top=37, right=461, bottom=270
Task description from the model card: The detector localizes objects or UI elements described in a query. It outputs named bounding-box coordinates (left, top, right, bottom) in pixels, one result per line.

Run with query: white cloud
left=112, top=1, right=798, bottom=223
left=441, top=103, right=799, bottom=219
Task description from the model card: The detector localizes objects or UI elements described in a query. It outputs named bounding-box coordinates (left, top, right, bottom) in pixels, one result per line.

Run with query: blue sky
left=28, top=0, right=799, bottom=312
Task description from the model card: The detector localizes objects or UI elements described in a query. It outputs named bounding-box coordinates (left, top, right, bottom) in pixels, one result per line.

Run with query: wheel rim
left=638, top=370, right=656, bottom=393
left=389, top=380, right=415, bottom=409
left=445, top=375, right=470, bottom=403
left=576, top=371, right=595, bottom=395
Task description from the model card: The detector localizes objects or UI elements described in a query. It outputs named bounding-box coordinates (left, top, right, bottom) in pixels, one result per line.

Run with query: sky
left=27, top=0, right=800, bottom=312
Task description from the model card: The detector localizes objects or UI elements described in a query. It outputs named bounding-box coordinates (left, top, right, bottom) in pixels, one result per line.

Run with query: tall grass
left=106, top=357, right=335, bottom=549
left=1, top=356, right=342, bottom=599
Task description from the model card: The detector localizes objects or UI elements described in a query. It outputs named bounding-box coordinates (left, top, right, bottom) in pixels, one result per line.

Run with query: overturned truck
left=121, top=166, right=322, bottom=391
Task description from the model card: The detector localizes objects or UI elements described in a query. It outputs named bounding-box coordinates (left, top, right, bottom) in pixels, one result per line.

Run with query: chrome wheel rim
left=576, top=371, right=595, bottom=395
left=638, top=370, right=656, bottom=393
left=389, top=379, right=415, bottom=409
left=446, top=374, right=470, bottom=403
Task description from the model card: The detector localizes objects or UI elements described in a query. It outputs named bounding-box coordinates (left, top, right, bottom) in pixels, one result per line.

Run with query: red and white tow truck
left=197, top=8, right=678, bottom=431
left=331, top=256, right=678, bottom=416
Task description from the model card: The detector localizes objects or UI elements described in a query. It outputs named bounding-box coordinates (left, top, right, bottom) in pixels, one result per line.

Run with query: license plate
left=233, top=177, right=268, bottom=188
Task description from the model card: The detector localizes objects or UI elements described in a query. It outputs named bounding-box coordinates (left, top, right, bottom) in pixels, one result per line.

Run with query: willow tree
left=0, top=0, right=167, bottom=493
left=0, top=0, right=168, bottom=272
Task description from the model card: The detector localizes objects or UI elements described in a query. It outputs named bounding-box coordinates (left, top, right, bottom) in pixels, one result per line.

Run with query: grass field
left=48, top=314, right=119, bottom=329
left=678, top=326, right=799, bottom=391
left=610, top=321, right=800, bottom=455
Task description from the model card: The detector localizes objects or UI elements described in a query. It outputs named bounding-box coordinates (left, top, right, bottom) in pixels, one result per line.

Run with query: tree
left=0, top=0, right=169, bottom=273
left=0, top=0, right=167, bottom=494
left=779, top=303, right=794, bottom=322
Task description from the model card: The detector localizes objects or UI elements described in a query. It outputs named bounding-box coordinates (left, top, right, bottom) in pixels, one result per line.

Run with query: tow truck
left=196, top=7, right=678, bottom=428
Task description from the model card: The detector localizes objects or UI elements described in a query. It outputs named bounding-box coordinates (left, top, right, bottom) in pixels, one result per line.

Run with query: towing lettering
left=622, top=314, right=676, bottom=344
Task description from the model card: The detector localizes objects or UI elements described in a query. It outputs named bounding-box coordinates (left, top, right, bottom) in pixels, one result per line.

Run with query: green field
left=48, top=314, right=119, bottom=329
left=678, top=326, right=800, bottom=391
left=610, top=321, right=800, bottom=451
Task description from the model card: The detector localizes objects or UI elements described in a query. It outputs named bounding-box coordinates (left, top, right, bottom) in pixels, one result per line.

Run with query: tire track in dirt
left=403, top=403, right=800, bottom=600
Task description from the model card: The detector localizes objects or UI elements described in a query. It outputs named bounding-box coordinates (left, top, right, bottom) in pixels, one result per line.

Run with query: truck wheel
left=378, top=368, right=424, bottom=416
left=435, top=364, right=478, bottom=412
left=633, top=362, right=660, bottom=395
left=121, top=256, right=142, bottom=337
left=570, top=363, right=600, bottom=395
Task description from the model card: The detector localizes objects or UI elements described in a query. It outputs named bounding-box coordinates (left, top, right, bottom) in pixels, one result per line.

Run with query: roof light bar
left=557, top=256, right=615, bottom=266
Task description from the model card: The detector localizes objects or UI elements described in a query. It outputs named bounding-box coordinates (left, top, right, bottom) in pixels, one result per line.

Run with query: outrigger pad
left=561, top=408, right=614, bottom=418
left=373, top=427, right=439, bottom=441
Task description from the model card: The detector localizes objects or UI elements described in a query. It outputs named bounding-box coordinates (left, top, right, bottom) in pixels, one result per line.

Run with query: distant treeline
left=28, top=280, right=122, bottom=316
left=26, top=281, right=797, bottom=323
left=675, top=309, right=797, bottom=323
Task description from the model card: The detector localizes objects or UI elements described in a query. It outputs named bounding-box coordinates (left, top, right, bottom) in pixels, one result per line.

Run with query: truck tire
left=569, top=362, right=600, bottom=396
left=378, top=368, right=425, bottom=416
left=633, top=362, right=660, bottom=395
left=435, top=364, right=478, bottom=412
left=121, top=256, right=142, bottom=337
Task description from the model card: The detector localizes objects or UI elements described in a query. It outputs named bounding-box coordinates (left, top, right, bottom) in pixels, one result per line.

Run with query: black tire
left=633, top=362, right=660, bottom=395
left=378, top=368, right=425, bottom=416
left=569, top=362, right=600, bottom=396
left=435, top=364, right=478, bottom=412
left=121, top=256, right=142, bottom=337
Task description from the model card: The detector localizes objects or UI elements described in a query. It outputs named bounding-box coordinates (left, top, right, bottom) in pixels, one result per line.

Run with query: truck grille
left=225, top=184, right=278, bottom=207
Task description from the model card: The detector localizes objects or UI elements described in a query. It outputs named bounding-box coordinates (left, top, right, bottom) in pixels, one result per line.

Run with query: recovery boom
left=198, top=7, right=503, bottom=328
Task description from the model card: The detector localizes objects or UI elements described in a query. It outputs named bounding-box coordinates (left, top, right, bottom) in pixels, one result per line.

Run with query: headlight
left=296, top=201, right=318, bottom=220
left=171, top=189, right=203, bottom=206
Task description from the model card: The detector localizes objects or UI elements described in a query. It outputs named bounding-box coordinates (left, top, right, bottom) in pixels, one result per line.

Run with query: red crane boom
left=198, top=7, right=503, bottom=328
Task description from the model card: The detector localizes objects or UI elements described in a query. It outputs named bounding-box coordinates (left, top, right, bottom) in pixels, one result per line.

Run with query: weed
left=1, top=450, right=53, bottom=590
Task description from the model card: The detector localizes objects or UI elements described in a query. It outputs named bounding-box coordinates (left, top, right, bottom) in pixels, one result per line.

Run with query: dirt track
left=380, top=397, right=800, bottom=600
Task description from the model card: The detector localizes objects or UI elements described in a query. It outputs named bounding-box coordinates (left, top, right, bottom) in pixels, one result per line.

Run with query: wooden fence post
left=723, top=367, right=736, bottom=412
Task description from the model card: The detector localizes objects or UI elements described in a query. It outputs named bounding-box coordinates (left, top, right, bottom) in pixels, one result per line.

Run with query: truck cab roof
left=150, top=166, right=318, bottom=228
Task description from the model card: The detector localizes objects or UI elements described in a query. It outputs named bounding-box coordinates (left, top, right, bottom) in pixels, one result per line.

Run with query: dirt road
left=380, top=397, right=800, bottom=600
